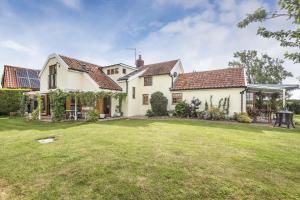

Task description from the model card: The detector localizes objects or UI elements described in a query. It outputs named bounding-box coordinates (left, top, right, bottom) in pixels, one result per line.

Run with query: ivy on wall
left=43, top=89, right=127, bottom=120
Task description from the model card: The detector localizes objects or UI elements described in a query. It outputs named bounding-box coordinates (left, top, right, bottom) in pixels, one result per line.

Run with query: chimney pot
left=136, top=54, right=144, bottom=68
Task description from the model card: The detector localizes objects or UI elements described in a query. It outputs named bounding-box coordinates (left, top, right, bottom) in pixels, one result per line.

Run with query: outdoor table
left=273, top=111, right=295, bottom=129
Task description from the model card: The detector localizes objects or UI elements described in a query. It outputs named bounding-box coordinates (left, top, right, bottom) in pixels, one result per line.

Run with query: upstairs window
left=111, top=69, right=115, bottom=74
left=132, top=87, right=135, bottom=99
left=48, top=65, right=57, bottom=89
left=115, top=68, right=119, bottom=74
left=172, top=93, right=182, bottom=104
left=144, top=76, right=152, bottom=86
left=123, top=68, right=126, bottom=74
left=107, top=69, right=111, bottom=75
left=143, top=94, right=149, bottom=105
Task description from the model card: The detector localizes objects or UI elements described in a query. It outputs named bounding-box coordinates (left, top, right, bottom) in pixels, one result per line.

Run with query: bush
left=0, top=89, right=30, bottom=115
left=234, top=112, right=252, bottom=123
left=145, top=109, right=154, bottom=117
left=207, top=107, right=225, bottom=120
left=189, top=97, right=201, bottom=118
left=174, top=101, right=190, bottom=118
left=31, top=109, right=39, bottom=120
left=150, top=92, right=168, bottom=116
left=86, top=109, right=99, bottom=122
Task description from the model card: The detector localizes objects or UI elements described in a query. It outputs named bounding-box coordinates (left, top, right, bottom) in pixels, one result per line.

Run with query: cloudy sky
left=0, top=0, right=299, bottom=97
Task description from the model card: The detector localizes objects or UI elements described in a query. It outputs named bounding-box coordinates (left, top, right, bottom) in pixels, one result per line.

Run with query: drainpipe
left=240, top=88, right=247, bottom=113
left=169, top=74, right=174, bottom=90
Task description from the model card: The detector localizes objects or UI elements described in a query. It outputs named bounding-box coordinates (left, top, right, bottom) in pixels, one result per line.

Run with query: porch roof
left=247, top=84, right=299, bottom=93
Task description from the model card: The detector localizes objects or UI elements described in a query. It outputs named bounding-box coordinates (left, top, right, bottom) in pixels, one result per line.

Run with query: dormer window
left=48, top=65, right=57, bottom=89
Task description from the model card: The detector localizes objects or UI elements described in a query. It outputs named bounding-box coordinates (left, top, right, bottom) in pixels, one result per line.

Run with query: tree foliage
left=229, top=50, right=293, bottom=84
left=237, top=0, right=300, bottom=64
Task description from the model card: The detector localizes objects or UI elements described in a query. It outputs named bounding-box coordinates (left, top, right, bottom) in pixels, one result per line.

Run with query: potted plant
left=168, top=110, right=174, bottom=117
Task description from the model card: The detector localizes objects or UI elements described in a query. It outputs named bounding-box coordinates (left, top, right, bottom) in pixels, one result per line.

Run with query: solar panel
left=17, top=77, right=30, bottom=88
left=29, top=79, right=40, bottom=88
left=27, top=70, right=38, bottom=79
left=16, top=68, right=28, bottom=78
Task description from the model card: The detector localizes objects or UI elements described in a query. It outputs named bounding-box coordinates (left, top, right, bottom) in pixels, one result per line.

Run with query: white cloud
left=136, top=0, right=300, bottom=98
left=153, top=0, right=211, bottom=9
left=60, top=0, right=81, bottom=10
left=0, top=40, right=37, bottom=55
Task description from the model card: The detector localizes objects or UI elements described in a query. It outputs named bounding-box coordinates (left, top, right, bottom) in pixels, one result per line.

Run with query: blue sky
left=0, top=0, right=299, bottom=97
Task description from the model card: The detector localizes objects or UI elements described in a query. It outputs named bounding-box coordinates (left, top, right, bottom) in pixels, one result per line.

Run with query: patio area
left=243, top=84, right=299, bottom=126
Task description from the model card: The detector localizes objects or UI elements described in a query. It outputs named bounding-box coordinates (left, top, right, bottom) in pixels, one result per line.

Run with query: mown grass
left=0, top=117, right=299, bottom=199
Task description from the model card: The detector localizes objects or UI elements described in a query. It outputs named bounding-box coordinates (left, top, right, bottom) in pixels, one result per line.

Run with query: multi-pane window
left=48, top=65, right=57, bottom=89
left=144, top=76, right=152, bottom=86
left=107, top=69, right=111, bottom=75
left=111, top=69, right=115, bottom=74
left=123, top=68, right=126, bottom=74
left=115, top=68, right=119, bottom=74
left=143, top=94, right=149, bottom=105
left=172, top=93, right=182, bottom=104
left=132, top=87, right=135, bottom=99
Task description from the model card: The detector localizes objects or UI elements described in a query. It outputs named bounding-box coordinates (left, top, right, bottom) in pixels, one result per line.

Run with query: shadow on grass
left=100, top=118, right=300, bottom=135
left=0, top=117, right=87, bottom=132
left=0, top=117, right=299, bottom=134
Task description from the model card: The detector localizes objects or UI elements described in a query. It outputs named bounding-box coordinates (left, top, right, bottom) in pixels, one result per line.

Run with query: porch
left=40, top=94, right=112, bottom=120
left=25, top=90, right=125, bottom=121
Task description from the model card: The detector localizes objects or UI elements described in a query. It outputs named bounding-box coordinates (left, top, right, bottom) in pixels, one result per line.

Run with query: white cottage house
left=38, top=53, right=248, bottom=118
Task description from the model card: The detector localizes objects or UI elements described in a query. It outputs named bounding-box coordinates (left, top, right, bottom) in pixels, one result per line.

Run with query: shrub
left=86, top=109, right=99, bottom=122
left=0, top=89, right=30, bottom=115
left=207, top=107, right=225, bottom=120
left=150, top=92, right=168, bottom=116
left=31, top=109, right=39, bottom=120
left=145, top=109, right=154, bottom=117
left=19, top=94, right=29, bottom=116
left=189, top=97, right=201, bottom=118
left=174, top=101, right=190, bottom=118
left=49, top=89, right=68, bottom=121
left=234, top=112, right=252, bottom=123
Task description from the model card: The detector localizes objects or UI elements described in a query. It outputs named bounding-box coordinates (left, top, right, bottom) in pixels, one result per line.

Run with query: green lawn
left=0, top=118, right=299, bottom=200
left=295, top=115, right=300, bottom=125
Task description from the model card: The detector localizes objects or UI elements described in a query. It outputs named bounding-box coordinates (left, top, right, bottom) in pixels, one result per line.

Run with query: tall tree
left=237, top=0, right=300, bottom=64
left=229, top=50, right=293, bottom=84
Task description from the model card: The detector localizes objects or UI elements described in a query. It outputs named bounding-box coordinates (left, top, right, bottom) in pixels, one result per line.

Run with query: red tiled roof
left=141, top=59, right=179, bottom=77
left=172, top=68, right=246, bottom=90
left=1, top=65, right=40, bottom=90
left=118, top=59, right=179, bottom=81
left=59, top=55, right=122, bottom=91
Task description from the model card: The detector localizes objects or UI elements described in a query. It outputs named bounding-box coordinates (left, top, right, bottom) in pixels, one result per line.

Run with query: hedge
left=0, top=89, right=31, bottom=115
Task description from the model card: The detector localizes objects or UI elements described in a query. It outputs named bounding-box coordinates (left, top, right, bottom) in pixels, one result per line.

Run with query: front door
left=103, top=96, right=111, bottom=116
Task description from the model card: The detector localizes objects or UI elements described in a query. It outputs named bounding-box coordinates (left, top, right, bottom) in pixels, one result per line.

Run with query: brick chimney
left=136, top=55, right=144, bottom=68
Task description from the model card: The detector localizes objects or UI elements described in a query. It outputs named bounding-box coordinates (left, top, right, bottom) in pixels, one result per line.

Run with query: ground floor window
left=172, top=93, right=182, bottom=104
left=143, top=94, right=149, bottom=105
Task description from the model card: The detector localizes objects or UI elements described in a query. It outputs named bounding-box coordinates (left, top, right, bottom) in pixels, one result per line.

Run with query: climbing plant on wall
left=49, top=89, right=67, bottom=121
